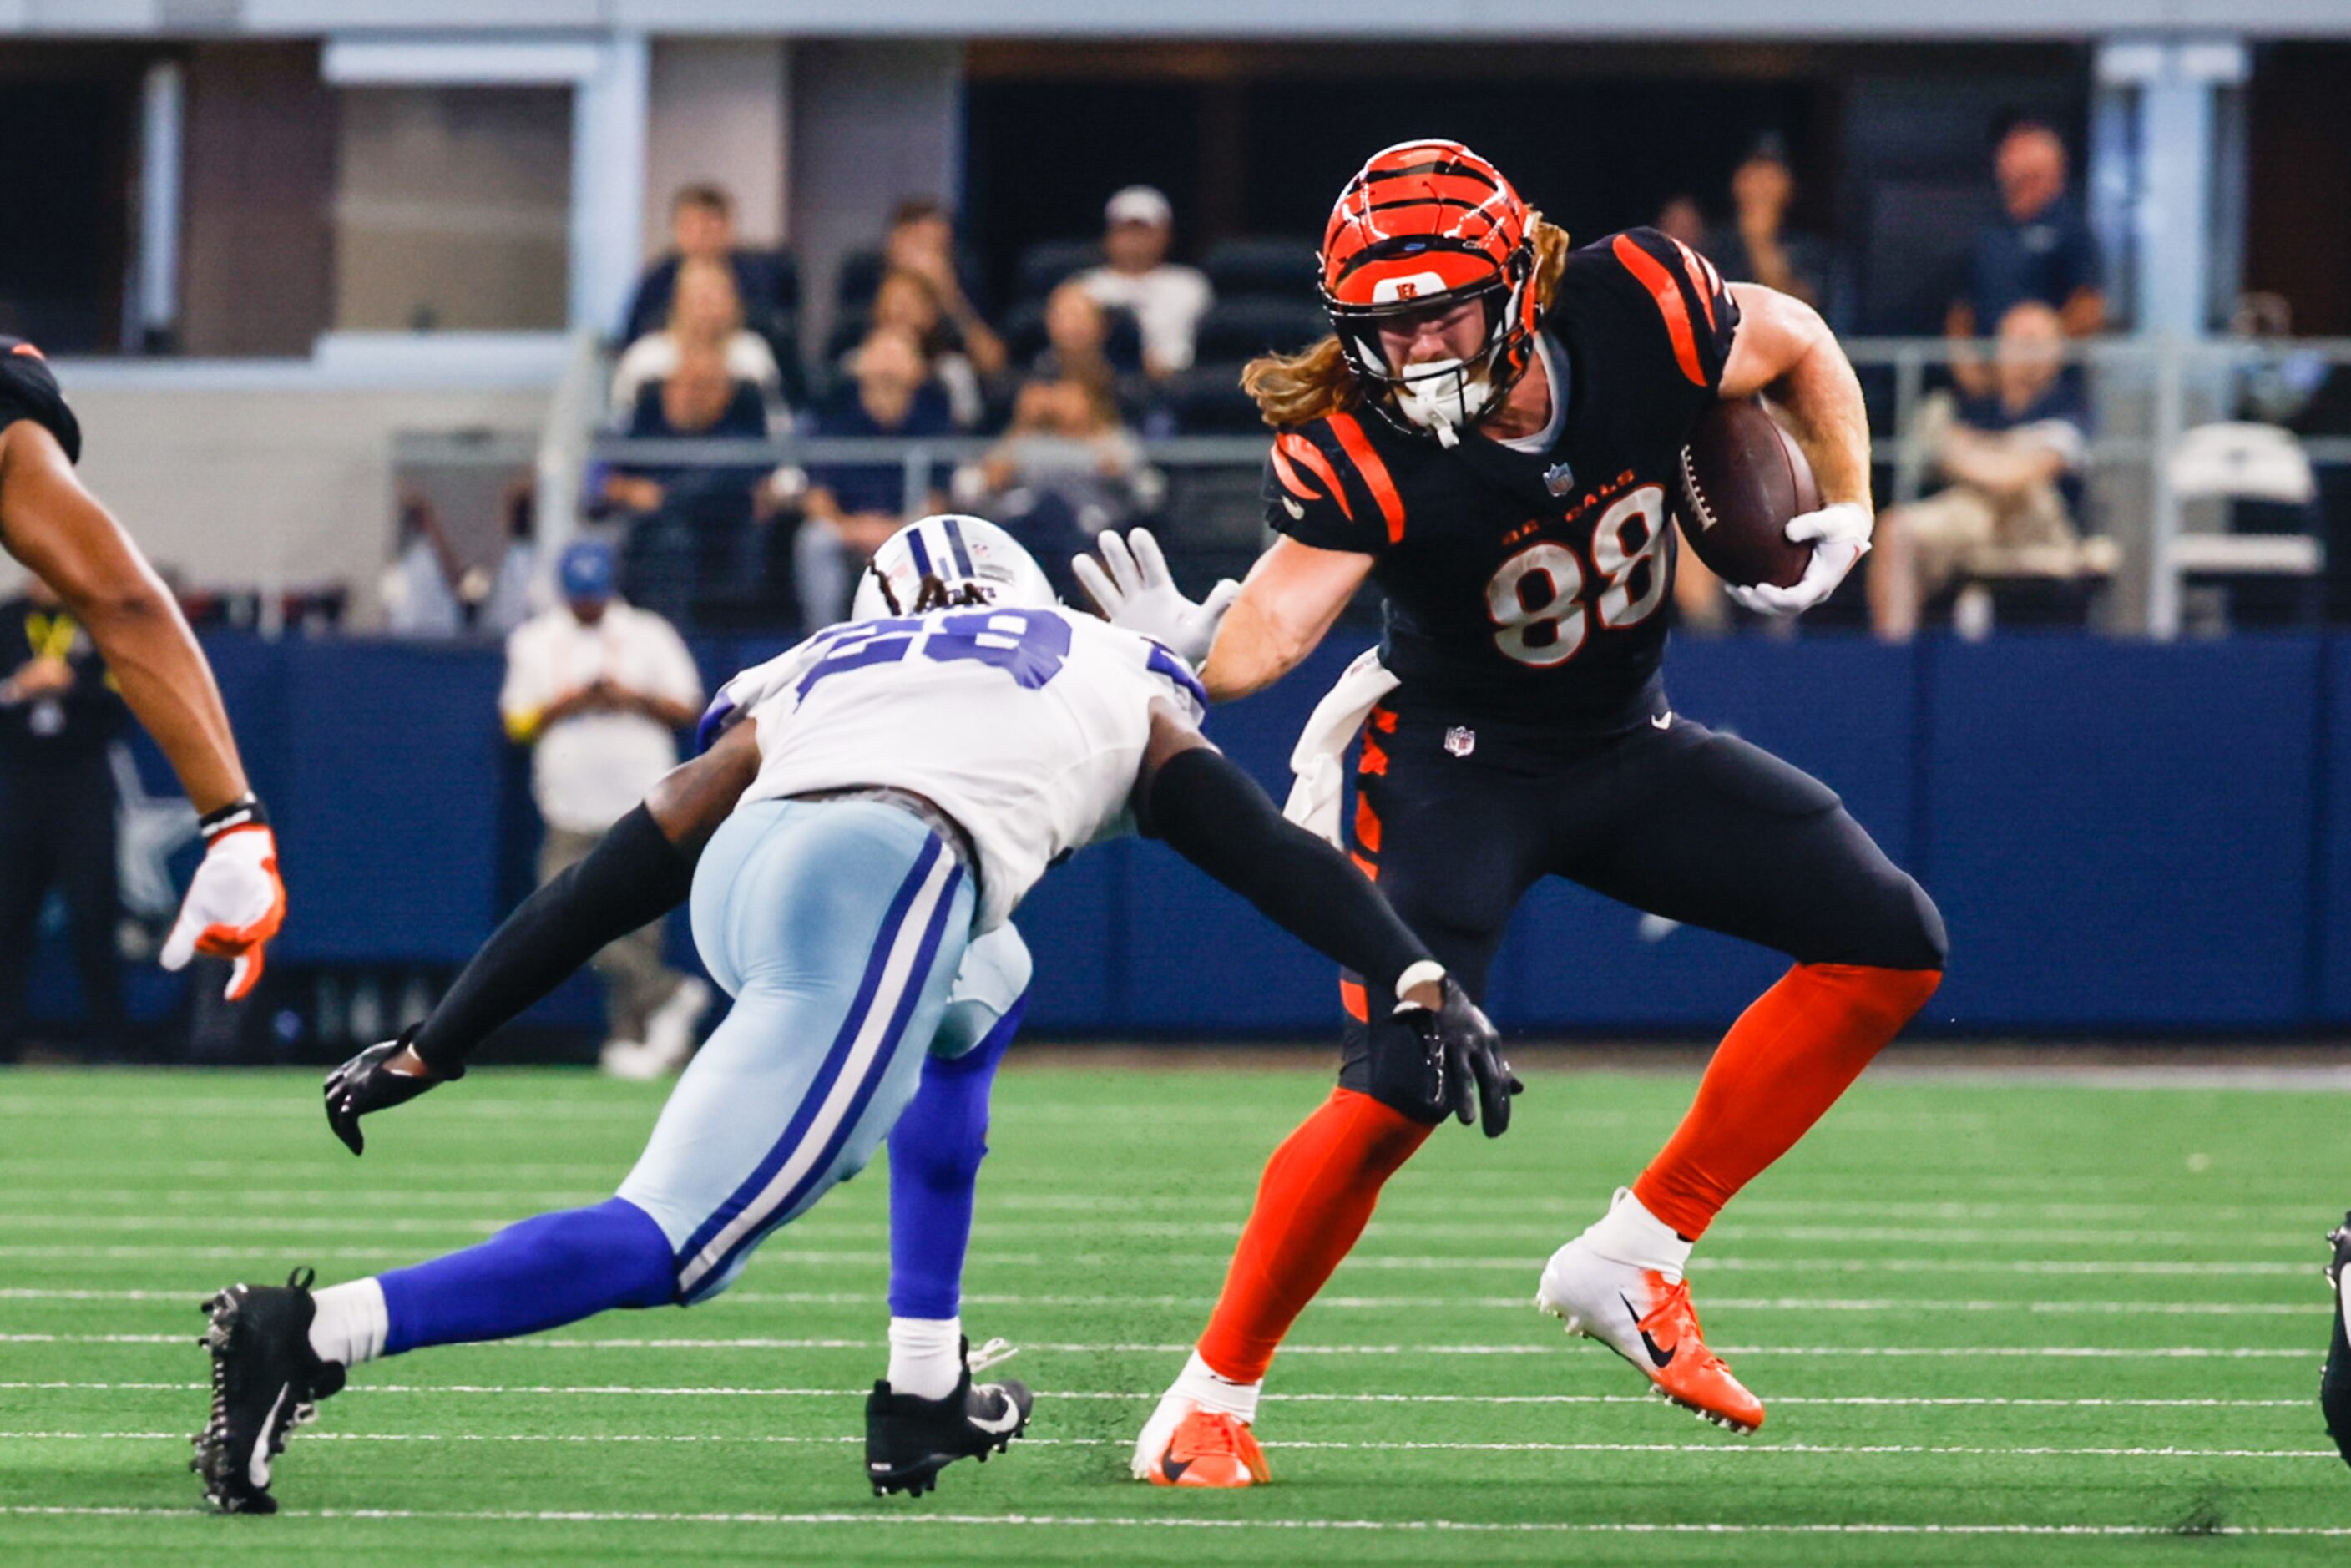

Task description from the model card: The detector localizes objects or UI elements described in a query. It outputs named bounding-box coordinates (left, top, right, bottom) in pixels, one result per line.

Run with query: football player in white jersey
left=193, top=517, right=1515, bottom=1515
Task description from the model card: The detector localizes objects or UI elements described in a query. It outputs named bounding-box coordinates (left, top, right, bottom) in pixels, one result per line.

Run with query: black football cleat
left=190, top=1267, right=346, bottom=1514
left=2323, top=1216, right=2351, bottom=1469
left=866, top=1338, right=1034, bottom=1497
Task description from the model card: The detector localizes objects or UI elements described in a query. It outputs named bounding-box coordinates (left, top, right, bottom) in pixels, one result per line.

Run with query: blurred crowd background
left=0, top=13, right=2345, bottom=1060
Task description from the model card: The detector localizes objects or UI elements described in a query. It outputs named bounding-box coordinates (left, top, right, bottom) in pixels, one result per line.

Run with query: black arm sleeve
left=1141, top=745, right=1432, bottom=1000
left=411, top=803, right=695, bottom=1075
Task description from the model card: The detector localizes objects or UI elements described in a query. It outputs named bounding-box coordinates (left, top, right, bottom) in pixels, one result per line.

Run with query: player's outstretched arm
left=1132, top=703, right=1519, bottom=1134
left=324, top=724, right=761, bottom=1155
left=1716, top=285, right=1873, bottom=618
left=0, top=418, right=286, bottom=997
left=1194, top=537, right=1372, bottom=704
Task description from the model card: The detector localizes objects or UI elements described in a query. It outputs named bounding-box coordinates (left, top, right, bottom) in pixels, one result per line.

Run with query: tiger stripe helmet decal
left=1317, top=139, right=1542, bottom=440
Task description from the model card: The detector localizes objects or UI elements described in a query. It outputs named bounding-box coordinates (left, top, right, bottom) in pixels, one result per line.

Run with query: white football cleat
left=641, top=976, right=711, bottom=1072
left=1536, top=1234, right=1765, bottom=1434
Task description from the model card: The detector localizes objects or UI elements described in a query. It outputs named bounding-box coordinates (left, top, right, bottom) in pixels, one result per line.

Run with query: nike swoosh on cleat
left=249, top=1384, right=291, bottom=1489
left=968, top=1399, right=1023, bottom=1437
left=1621, top=1294, right=1675, bottom=1368
left=1161, top=1457, right=1191, bottom=1482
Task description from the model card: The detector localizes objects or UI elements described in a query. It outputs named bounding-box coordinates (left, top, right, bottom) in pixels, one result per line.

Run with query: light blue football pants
left=616, top=797, right=975, bottom=1305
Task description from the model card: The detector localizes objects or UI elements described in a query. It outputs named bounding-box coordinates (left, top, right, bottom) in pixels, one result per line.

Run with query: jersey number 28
left=1484, top=485, right=1671, bottom=667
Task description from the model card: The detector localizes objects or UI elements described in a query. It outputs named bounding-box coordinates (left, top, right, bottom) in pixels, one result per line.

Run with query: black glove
left=1400, top=978, right=1521, bottom=1137
left=323, top=1025, right=455, bottom=1156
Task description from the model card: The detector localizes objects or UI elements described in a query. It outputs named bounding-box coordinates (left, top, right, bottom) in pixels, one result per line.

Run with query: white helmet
left=851, top=514, right=1056, bottom=620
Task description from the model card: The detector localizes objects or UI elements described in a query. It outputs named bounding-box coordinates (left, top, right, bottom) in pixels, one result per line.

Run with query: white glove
left=1725, top=502, right=1873, bottom=618
left=161, top=825, right=286, bottom=1001
left=1070, top=528, right=1240, bottom=669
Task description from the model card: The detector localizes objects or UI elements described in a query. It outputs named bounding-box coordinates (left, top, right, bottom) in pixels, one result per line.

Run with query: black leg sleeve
left=412, top=804, right=695, bottom=1076
left=1141, top=746, right=1433, bottom=1002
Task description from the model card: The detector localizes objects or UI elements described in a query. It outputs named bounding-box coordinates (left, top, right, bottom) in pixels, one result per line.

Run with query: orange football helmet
left=1319, top=139, right=1540, bottom=440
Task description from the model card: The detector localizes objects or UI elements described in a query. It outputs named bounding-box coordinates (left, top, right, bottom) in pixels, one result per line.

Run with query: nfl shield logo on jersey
left=1443, top=726, right=1476, bottom=758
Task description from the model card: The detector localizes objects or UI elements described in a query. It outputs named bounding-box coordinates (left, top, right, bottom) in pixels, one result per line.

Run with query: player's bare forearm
left=1722, top=284, right=1873, bottom=513
left=645, top=721, right=761, bottom=859
left=1200, top=537, right=1370, bottom=702
left=0, top=422, right=250, bottom=812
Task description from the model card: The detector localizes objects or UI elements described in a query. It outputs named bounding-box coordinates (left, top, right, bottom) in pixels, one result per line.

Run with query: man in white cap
left=1079, top=185, right=1213, bottom=380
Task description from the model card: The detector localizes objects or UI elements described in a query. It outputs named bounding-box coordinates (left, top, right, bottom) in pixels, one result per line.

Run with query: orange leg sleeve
left=1196, top=1087, right=1432, bottom=1383
left=1632, top=963, right=1942, bottom=1241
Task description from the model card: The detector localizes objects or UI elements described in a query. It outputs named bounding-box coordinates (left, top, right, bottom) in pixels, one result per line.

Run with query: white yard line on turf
left=0, top=1245, right=2320, bottom=1275
left=0, top=1381, right=2310, bottom=1407
left=0, top=1286, right=2318, bottom=1316
left=7, top=1505, right=2350, bottom=1536
left=0, top=1212, right=2323, bottom=1247
left=3, top=1431, right=2335, bottom=1460
left=1, top=1333, right=2315, bottom=1359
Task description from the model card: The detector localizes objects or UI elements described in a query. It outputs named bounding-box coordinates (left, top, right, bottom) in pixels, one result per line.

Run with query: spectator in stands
left=1651, top=195, right=1708, bottom=252
left=477, top=480, right=541, bottom=637
left=1707, top=138, right=1828, bottom=309
left=1034, top=277, right=1150, bottom=422
left=798, top=325, right=956, bottom=626
left=963, top=366, right=1160, bottom=599
left=882, top=199, right=999, bottom=351
left=619, top=184, right=796, bottom=363
left=604, top=343, right=776, bottom=524
left=611, top=257, right=786, bottom=420
left=1869, top=301, right=2112, bottom=640
left=0, top=574, right=129, bottom=1060
left=1946, top=119, right=2105, bottom=397
left=849, top=267, right=1003, bottom=431
left=382, top=488, right=467, bottom=637
left=1078, top=185, right=1212, bottom=380
left=499, top=539, right=709, bottom=1079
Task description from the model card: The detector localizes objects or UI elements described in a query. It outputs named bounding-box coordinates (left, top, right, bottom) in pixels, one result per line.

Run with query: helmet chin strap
left=1391, top=359, right=1495, bottom=449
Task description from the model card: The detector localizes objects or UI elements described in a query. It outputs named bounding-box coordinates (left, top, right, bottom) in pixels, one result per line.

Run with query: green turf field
left=2, top=1059, right=2348, bottom=1565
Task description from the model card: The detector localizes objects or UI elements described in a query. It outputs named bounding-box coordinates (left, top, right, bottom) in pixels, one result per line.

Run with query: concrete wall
left=643, top=37, right=789, bottom=255
left=50, top=371, right=550, bottom=613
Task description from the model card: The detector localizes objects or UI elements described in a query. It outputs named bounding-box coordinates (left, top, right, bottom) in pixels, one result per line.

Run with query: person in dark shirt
left=1946, top=120, right=2106, bottom=397
left=0, top=575, right=130, bottom=1056
left=619, top=185, right=798, bottom=395
left=1706, top=139, right=1831, bottom=311
left=796, top=325, right=957, bottom=625
left=1873, top=300, right=2111, bottom=638
left=602, top=346, right=776, bottom=529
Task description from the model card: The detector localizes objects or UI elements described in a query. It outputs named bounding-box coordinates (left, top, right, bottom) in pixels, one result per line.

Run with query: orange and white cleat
left=1131, top=1401, right=1271, bottom=1488
left=1536, top=1237, right=1765, bottom=1434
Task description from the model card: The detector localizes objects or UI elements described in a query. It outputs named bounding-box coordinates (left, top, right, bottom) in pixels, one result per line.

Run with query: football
left=1671, top=398, right=1821, bottom=589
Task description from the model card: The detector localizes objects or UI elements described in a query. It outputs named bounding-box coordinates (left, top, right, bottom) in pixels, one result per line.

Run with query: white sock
left=1172, top=1348, right=1261, bottom=1424
left=1578, top=1187, right=1694, bottom=1282
left=306, top=1277, right=388, bottom=1368
left=887, top=1316, right=963, bottom=1402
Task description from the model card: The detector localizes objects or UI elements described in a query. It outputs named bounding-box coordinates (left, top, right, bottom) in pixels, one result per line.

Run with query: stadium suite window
left=332, top=86, right=571, bottom=333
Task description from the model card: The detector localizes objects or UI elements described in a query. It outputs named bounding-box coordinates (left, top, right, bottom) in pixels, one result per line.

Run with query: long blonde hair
left=1241, top=215, right=1573, bottom=429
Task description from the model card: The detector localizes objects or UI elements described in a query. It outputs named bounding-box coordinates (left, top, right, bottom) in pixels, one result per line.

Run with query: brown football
left=1671, top=399, right=1820, bottom=589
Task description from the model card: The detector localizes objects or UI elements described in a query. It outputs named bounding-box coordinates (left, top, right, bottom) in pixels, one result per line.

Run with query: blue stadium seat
left=1191, top=297, right=1329, bottom=365
left=1015, top=240, right=1103, bottom=302
left=1201, top=236, right=1319, bottom=301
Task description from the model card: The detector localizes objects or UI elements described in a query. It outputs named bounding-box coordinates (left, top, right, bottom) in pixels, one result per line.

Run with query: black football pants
left=1340, top=706, right=1946, bottom=1120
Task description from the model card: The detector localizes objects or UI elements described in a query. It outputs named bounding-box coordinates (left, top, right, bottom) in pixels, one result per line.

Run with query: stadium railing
left=561, top=336, right=2350, bottom=639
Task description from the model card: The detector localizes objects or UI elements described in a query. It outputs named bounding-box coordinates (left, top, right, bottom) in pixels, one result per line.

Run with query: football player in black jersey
left=1090, top=140, right=1945, bottom=1484
left=0, top=338, right=284, bottom=999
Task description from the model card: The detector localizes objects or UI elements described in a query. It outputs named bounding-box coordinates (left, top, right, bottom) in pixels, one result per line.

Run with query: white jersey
left=717, top=605, right=1206, bottom=932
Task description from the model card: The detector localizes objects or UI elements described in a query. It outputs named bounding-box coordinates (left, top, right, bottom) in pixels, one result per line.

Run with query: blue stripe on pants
left=616, top=798, right=973, bottom=1304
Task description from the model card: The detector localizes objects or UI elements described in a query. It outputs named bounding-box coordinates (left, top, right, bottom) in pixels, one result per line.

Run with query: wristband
left=197, top=793, right=269, bottom=844
left=1393, top=959, right=1448, bottom=1010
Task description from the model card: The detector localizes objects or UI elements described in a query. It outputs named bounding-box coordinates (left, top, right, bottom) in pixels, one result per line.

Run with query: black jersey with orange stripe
left=1265, top=226, right=1737, bottom=728
left=0, top=337, right=81, bottom=465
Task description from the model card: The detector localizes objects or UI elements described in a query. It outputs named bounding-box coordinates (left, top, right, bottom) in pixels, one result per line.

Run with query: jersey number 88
left=1484, top=484, right=1671, bottom=667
